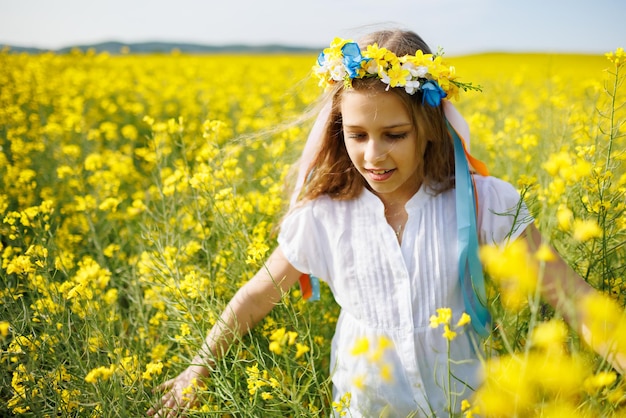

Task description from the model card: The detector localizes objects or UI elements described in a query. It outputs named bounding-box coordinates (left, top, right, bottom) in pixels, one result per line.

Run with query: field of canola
left=1, top=47, right=625, bottom=416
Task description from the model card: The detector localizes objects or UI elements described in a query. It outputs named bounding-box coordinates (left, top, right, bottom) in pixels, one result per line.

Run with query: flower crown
left=314, top=37, right=480, bottom=106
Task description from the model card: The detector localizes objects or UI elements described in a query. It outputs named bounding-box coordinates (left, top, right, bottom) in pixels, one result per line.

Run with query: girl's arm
left=147, top=246, right=302, bottom=417
left=521, top=223, right=626, bottom=373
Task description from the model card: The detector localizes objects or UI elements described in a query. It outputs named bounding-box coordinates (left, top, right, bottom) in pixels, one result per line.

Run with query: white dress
left=278, top=176, right=532, bottom=417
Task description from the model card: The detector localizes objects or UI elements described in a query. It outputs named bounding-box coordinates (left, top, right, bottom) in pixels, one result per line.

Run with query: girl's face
left=341, top=89, right=424, bottom=205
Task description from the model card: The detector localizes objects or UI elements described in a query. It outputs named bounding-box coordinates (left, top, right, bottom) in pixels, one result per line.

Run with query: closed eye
left=386, top=132, right=408, bottom=140
left=345, top=132, right=367, bottom=141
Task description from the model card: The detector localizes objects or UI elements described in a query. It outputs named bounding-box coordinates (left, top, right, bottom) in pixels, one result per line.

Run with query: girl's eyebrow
left=342, top=123, right=412, bottom=129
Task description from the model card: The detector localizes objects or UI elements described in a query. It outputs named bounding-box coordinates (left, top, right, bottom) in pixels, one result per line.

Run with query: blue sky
left=1, top=0, right=624, bottom=55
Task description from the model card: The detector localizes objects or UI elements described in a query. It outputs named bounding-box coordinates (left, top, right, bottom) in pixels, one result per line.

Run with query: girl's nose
left=364, top=138, right=387, bottom=163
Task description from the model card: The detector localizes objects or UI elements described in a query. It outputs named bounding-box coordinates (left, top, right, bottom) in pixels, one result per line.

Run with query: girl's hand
left=147, top=365, right=208, bottom=418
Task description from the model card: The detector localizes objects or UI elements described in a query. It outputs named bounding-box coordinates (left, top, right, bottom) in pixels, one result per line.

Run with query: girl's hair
left=299, top=29, right=456, bottom=202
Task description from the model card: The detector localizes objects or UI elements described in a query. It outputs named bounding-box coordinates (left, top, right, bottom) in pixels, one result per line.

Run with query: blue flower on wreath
left=341, top=42, right=366, bottom=79
left=421, top=80, right=447, bottom=107
left=317, top=51, right=327, bottom=67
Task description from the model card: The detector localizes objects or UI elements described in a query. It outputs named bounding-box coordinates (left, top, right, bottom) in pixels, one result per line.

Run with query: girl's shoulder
left=283, top=195, right=341, bottom=228
left=473, top=175, right=523, bottom=203
left=473, top=174, right=516, bottom=191
left=473, top=175, right=533, bottom=243
left=288, top=193, right=336, bottom=215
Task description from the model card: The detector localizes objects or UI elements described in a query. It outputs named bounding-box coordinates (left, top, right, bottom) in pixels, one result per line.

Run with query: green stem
left=604, top=65, right=619, bottom=173
left=446, top=335, right=455, bottom=416
left=599, top=64, right=620, bottom=292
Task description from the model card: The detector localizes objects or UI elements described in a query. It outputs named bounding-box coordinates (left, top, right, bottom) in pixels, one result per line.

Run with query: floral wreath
left=314, top=37, right=480, bottom=107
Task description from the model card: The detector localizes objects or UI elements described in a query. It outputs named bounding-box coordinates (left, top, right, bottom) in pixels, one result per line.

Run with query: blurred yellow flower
left=480, top=240, right=538, bottom=310
left=534, top=243, right=556, bottom=262
left=461, top=399, right=480, bottom=418
left=579, top=292, right=626, bottom=357
left=352, top=375, right=365, bottom=389
left=606, top=47, right=625, bottom=67
left=0, top=321, right=10, bottom=337
left=350, top=337, right=369, bottom=356
left=380, top=364, right=393, bottom=382
left=584, top=371, right=617, bottom=393
left=572, top=219, right=602, bottom=241
left=84, top=364, right=116, bottom=384
left=530, top=320, right=568, bottom=351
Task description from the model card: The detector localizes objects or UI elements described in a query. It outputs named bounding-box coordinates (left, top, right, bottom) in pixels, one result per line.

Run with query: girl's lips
left=366, top=168, right=395, bottom=182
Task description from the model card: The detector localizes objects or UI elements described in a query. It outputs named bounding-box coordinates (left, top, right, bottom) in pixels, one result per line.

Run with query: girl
left=148, top=29, right=610, bottom=417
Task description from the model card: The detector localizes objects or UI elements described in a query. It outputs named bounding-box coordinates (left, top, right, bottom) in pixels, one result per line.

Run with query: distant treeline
left=1, top=41, right=321, bottom=54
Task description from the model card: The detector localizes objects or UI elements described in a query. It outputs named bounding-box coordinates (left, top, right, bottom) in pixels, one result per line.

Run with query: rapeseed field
left=1, top=47, right=624, bottom=416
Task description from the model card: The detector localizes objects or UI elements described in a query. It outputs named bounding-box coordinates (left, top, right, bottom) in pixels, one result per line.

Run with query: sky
left=1, top=0, right=624, bottom=56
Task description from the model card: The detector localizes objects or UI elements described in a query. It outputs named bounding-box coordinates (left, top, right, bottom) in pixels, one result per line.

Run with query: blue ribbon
left=449, top=121, right=491, bottom=337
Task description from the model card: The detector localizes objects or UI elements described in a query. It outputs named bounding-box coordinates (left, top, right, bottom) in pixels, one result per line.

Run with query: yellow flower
left=268, top=377, right=280, bottom=389
left=380, top=363, right=393, bottom=382
left=534, top=243, right=556, bottom=262
left=475, top=355, right=534, bottom=415
left=572, top=219, right=602, bottom=242
left=352, top=374, right=365, bottom=389
left=442, top=324, right=457, bottom=341
left=246, top=363, right=268, bottom=396
left=350, top=337, right=370, bottom=356
left=584, top=371, right=617, bottom=393
left=383, top=63, right=410, bottom=88
left=480, top=240, right=538, bottom=310
left=461, top=399, right=471, bottom=411
left=286, top=331, right=298, bottom=346
left=530, top=320, right=568, bottom=350
left=437, top=307, right=452, bottom=324
left=102, top=243, right=120, bottom=258
left=268, top=327, right=302, bottom=355
left=269, top=341, right=283, bottom=355
left=461, top=399, right=480, bottom=417
left=174, top=323, right=191, bottom=342
left=181, top=379, right=199, bottom=400
left=269, top=327, right=286, bottom=342
left=579, top=292, right=626, bottom=355
left=121, top=124, right=138, bottom=140
left=0, top=321, right=10, bottom=337
left=366, top=335, right=395, bottom=363
left=430, top=307, right=452, bottom=328
left=141, top=361, right=164, bottom=381
left=295, top=342, right=310, bottom=359
left=606, top=47, right=625, bottom=67
left=87, top=336, right=104, bottom=353
left=456, top=313, right=471, bottom=328
left=84, top=364, right=116, bottom=384
left=332, top=392, right=352, bottom=416
left=539, top=400, right=585, bottom=417
left=5, top=255, right=35, bottom=275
